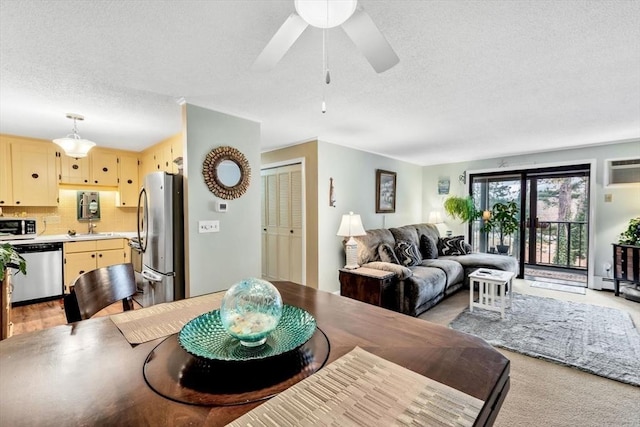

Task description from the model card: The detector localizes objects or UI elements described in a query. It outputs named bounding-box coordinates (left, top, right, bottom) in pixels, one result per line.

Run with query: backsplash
left=1, top=190, right=138, bottom=235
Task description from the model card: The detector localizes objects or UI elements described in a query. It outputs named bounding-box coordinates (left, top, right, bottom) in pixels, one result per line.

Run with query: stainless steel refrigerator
left=136, top=171, right=185, bottom=306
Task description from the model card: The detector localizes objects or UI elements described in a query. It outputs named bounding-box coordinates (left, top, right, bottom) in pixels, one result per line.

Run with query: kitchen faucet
left=88, top=218, right=97, bottom=234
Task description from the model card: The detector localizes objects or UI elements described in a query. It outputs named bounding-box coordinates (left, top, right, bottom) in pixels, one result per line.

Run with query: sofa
left=351, top=223, right=518, bottom=317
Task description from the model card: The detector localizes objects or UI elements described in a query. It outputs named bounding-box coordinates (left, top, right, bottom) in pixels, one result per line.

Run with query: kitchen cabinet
left=139, top=133, right=183, bottom=180
left=0, top=139, right=12, bottom=206
left=8, top=137, right=58, bottom=206
left=59, top=155, right=90, bottom=185
left=63, top=239, right=127, bottom=292
left=59, top=148, right=118, bottom=186
left=90, top=149, right=119, bottom=186
left=117, top=153, right=140, bottom=207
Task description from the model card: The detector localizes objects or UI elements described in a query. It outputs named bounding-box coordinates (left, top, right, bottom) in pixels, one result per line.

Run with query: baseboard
left=593, top=276, right=615, bottom=291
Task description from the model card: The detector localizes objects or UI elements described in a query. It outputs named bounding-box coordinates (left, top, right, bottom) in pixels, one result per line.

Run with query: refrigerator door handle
left=142, top=268, right=163, bottom=282
left=137, top=187, right=148, bottom=253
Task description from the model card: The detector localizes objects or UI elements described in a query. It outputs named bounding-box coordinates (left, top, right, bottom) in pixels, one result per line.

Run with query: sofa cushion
left=413, top=223, right=440, bottom=244
left=420, top=259, right=465, bottom=288
left=395, top=240, right=422, bottom=267
left=441, top=253, right=519, bottom=275
left=420, top=234, right=438, bottom=259
left=378, top=243, right=400, bottom=264
left=352, top=228, right=396, bottom=265
left=438, top=236, right=470, bottom=256
left=389, top=225, right=420, bottom=247
left=362, top=262, right=413, bottom=280
left=402, top=266, right=446, bottom=316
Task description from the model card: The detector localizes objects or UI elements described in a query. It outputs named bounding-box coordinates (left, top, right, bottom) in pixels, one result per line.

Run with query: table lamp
left=337, top=212, right=366, bottom=269
left=428, top=211, right=448, bottom=237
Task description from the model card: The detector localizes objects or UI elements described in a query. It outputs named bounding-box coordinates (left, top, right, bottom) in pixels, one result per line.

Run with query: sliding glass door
left=470, top=165, right=590, bottom=281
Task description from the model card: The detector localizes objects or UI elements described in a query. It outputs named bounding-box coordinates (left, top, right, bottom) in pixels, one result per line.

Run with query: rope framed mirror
left=202, top=146, right=251, bottom=200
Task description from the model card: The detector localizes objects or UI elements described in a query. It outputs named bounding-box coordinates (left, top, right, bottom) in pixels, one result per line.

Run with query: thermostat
left=216, top=200, right=228, bottom=212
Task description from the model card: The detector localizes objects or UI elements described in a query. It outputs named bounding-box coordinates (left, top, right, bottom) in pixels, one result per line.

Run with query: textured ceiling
left=1, top=0, right=639, bottom=166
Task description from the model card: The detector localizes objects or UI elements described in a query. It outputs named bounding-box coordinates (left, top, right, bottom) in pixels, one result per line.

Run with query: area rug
left=528, top=280, right=587, bottom=295
left=449, top=293, right=640, bottom=386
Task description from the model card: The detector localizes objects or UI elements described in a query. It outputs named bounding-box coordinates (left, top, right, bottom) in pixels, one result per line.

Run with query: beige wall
left=2, top=189, right=137, bottom=235
left=262, top=140, right=424, bottom=293
left=262, top=141, right=319, bottom=288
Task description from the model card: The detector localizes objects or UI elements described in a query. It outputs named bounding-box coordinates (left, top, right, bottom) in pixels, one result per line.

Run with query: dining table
left=0, top=281, right=509, bottom=426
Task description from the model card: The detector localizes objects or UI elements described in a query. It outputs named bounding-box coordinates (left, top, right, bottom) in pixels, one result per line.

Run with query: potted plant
left=482, top=202, right=519, bottom=254
left=1, top=243, right=26, bottom=277
left=618, top=217, right=640, bottom=246
left=443, top=196, right=480, bottom=223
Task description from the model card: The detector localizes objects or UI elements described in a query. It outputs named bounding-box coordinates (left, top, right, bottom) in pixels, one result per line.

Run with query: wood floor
left=10, top=297, right=141, bottom=336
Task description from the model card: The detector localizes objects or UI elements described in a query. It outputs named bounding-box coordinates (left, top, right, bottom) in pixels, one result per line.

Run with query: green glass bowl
left=178, top=305, right=317, bottom=361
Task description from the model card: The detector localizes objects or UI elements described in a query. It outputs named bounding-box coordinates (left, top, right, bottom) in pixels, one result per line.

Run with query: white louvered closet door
left=260, top=164, right=303, bottom=284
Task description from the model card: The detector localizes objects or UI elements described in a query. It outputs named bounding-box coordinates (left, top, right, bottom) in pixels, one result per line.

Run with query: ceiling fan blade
left=253, top=13, right=309, bottom=72
left=341, top=6, right=399, bottom=73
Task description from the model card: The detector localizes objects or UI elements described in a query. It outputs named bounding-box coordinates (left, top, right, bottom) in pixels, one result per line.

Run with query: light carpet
left=449, top=293, right=640, bottom=386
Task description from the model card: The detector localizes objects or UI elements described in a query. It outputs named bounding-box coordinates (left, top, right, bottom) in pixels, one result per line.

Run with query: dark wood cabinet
left=339, top=267, right=397, bottom=309
left=613, top=244, right=640, bottom=296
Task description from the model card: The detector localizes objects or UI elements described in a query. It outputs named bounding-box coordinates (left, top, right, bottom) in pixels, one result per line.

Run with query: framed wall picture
left=438, top=178, right=450, bottom=195
left=376, top=169, right=396, bottom=213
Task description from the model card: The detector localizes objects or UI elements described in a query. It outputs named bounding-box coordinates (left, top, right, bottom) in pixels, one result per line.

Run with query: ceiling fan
left=253, top=0, right=399, bottom=74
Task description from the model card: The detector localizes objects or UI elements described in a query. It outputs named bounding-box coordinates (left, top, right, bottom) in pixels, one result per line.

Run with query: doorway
left=470, top=164, right=590, bottom=286
left=260, top=163, right=304, bottom=285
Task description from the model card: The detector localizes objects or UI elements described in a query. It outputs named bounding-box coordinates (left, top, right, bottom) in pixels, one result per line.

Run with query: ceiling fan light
left=295, top=0, right=357, bottom=29
left=53, top=136, right=96, bottom=158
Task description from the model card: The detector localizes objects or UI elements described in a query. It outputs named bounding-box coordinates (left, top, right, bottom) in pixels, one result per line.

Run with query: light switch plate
left=198, top=220, right=220, bottom=233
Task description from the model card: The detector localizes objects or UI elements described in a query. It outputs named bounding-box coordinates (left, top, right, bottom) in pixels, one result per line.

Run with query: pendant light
left=52, top=113, right=96, bottom=158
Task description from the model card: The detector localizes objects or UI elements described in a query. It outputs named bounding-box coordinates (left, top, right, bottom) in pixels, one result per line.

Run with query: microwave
left=0, top=218, right=37, bottom=240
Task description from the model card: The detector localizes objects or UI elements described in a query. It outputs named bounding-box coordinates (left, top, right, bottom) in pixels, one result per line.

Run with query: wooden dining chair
left=64, top=263, right=137, bottom=323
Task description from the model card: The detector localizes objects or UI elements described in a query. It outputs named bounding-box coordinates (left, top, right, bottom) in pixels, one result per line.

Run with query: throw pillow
left=437, top=236, right=470, bottom=256
left=419, top=234, right=438, bottom=259
left=378, top=243, right=400, bottom=264
left=395, top=240, right=422, bottom=267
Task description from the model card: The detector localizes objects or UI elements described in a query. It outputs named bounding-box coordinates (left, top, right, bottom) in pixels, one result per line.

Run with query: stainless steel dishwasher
left=10, top=242, right=64, bottom=304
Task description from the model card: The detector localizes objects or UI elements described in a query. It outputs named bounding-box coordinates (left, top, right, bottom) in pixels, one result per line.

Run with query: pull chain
left=322, top=0, right=330, bottom=114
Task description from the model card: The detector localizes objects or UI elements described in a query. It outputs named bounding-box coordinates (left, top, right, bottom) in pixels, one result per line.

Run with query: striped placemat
left=110, top=292, right=224, bottom=344
left=227, top=347, right=484, bottom=427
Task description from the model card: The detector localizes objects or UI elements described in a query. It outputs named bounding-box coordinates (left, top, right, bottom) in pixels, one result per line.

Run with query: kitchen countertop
left=3, top=231, right=138, bottom=245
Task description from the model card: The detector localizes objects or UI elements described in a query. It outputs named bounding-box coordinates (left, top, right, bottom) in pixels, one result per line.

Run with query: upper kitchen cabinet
left=139, top=133, right=183, bottom=180
left=2, top=135, right=59, bottom=206
left=89, top=149, right=119, bottom=186
left=117, top=153, right=139, bottom=207
left=0, top=139, right=12, bottom=206
left=59, top=155, right=90, bottom=185
left=59, top=148, right=118, bottom=186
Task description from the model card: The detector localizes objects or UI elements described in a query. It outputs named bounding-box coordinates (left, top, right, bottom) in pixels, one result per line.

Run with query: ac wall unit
left=604, top=157, right=640, bottom=187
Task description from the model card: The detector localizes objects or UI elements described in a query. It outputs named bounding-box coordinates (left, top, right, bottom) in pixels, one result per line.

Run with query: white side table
left=468, top=268, right=515, bottom=319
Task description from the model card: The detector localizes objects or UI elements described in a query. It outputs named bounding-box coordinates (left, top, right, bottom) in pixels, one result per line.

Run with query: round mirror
left=202, top=146, right=252, bottom=200
left=217, top=160, right=242, bottom=187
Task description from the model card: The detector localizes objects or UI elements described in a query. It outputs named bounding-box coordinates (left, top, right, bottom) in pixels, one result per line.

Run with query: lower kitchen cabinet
left=63, top=239, right=127, bottom=292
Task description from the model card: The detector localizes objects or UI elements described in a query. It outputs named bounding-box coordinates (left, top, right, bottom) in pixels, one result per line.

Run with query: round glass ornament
left=219, top=278, right=283, bottom=347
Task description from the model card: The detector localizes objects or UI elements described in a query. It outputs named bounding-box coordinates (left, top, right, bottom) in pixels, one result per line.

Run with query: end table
left=339, top=267, right=396, bottom=309
left=468, top=268, right=515, bottom=319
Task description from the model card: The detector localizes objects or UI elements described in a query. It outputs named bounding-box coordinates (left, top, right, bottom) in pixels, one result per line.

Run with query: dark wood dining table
left=0, top=281, right=509, bottom=426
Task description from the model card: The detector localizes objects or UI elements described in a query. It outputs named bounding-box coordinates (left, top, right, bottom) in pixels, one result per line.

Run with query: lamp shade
left=337, top=211, right=366, bottom=237
left=428, top=211, right=443, bottom=224
left=53, top=113, right=96, bottom=158
left=295, top=0, right=357, bottom=28
left=52, top=137, right=96, bottom=158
